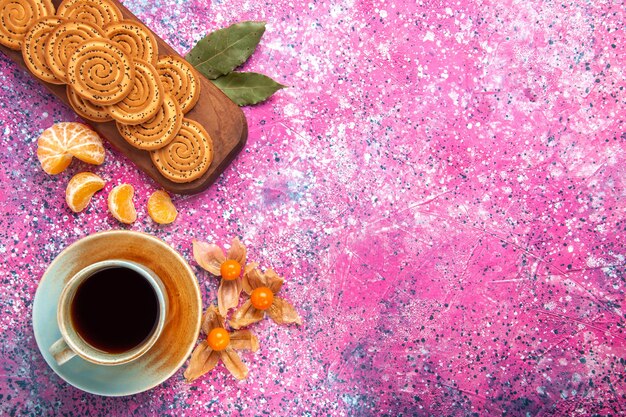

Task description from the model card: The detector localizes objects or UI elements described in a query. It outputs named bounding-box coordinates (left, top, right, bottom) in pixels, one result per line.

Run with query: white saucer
left=33, top=230, right=202, bottom=396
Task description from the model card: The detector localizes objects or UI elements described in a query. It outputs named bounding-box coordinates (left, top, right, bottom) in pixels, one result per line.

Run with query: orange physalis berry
left=207, top=327, right=230, bottom=351
left=220, top=259, right=241, bottom=281
left=250, top=287, right=274, bottom=310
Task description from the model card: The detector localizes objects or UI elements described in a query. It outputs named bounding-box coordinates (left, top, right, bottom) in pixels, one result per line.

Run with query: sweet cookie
left=156, top=55, right=201, bottom=114
left=0, top=0, right=55, bottom=50
left=66, top=38, right=135, bottom=105
left=21, top=16, right=65, bottom=84
left=67, top=85, right=113, bottom=122
left=117, top=93, right=183, bottom=150
left=150, top=118, right=213, bottom=183
left=105, top=58, right=163, bottom=125
left=44, top=20, right=104, bottom=82
left=56, top=0, right=122, bottom=28
left=104, top=20, right=157, bottom=65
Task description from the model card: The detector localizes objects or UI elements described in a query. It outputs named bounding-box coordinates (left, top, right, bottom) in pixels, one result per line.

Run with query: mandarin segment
left=64, top=122, right=105, bottom=164
left=147, top=190, right=177, bottom=224
left=65, top=172, right=105, bottom=212
left=37, top=141, right=73, bottom=175
left=108, top=183, right=137, bottom=224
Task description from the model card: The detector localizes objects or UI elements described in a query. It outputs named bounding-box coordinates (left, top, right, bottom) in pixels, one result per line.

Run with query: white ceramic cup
left=49, top=259, right=168, bottom=366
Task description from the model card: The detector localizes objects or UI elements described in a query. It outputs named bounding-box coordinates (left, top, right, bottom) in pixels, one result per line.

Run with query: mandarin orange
left=37, top=122, right=105, bottom=174
left=108, top=183, right=137, bottom=224
left=65, top=172, right=105, bottom=213
left=147, top=190, right=177, bottom=224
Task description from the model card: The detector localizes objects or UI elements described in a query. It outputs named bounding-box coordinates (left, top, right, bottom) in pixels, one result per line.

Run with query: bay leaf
left=185, top=21, right=266, bottom=80
left=211, top=72, right=286, bottom=106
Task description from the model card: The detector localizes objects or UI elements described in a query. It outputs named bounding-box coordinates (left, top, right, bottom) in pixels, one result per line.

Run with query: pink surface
left=1, top=0, right=625, bottom=415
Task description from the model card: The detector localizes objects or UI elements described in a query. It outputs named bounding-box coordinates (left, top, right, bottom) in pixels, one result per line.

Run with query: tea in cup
left=49, top=259, right=168, bottom=366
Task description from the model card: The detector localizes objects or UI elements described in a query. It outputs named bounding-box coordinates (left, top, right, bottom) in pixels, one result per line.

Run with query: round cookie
left=150, top=118, right=213, bottom=183
left=56, top=0, right=122, bottom=28
left=66, top=38, right=135, bottom=105
left=67, top=85, right=113, bottom=122
left=44, top=20, right=104, bottom=83
left=117, top=93, right=183, bottom=150
left=156, top=55, right=201, bottom=114
left=0, top=0, right=55, bottom=50
left=105, top=58, right=163, bottom=125
left=21, top=16, right=65, bottom=84
left=104, top=20, right=158, bottom=65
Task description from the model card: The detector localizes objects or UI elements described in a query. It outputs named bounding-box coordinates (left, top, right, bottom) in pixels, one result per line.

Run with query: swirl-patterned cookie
left=104, top=20, right=157, bottom=65
left=56, top=0, right=121, bottom=28
left=117, top=93, right=183, bottom=150
left=105, top=58, right=163, bottom=125
left=150, top=118, right=213, bottom=183
left=156, top=55, right=201, bottom=114
left=0, top=0, right=55, bottom=50
left=44, top=20, right=104, bottom=82
left=67, top=85, right=113, bottom=122
left=66, top=38, right=135, bottom=105
left=21, top=16, right=65, bottom=84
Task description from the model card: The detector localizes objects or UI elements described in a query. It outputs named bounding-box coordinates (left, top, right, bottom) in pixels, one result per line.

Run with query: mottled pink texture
left=1, top=0, right=625, bottom=415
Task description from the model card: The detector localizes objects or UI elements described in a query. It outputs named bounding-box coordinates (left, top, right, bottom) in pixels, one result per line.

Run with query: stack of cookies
left=0, top=0, right=214, bottom=184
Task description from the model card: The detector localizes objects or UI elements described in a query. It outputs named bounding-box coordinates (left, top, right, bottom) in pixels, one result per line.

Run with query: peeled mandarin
left=108, top=183, right=137, bottom=224
left=37, top=122, right=105, bottom=174
left=147, top=190, right=177, bottom=224
left=65, top=172, right=105, bottom=213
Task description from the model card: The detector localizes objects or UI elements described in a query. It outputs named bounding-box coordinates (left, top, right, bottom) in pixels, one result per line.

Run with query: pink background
left=1, top=0, right=625, bottom=415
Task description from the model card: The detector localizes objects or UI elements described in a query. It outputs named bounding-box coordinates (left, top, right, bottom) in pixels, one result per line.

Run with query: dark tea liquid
left=71, top=267, right=159, bottom=354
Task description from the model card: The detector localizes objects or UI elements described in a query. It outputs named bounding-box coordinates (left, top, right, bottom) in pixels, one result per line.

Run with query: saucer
left=33, top=230, right=202, bottom=396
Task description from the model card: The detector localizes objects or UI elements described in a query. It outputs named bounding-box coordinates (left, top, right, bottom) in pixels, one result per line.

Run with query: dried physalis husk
left=230, top=267, right=301, bottom=329
left=184, top=305, right=258, bottom=382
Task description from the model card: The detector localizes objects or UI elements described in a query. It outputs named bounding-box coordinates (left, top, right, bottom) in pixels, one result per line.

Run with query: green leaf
left=211, top=72, right=286, bottom=106
left=185, top=21, right=266, bottom=80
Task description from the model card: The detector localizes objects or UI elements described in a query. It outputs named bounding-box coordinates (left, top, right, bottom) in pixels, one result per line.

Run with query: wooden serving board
left=0, top=0, right=247, bottom=195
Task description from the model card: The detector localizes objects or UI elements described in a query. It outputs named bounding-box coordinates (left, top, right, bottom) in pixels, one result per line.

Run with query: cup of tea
left=49, top=259, right=168, bottom=366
